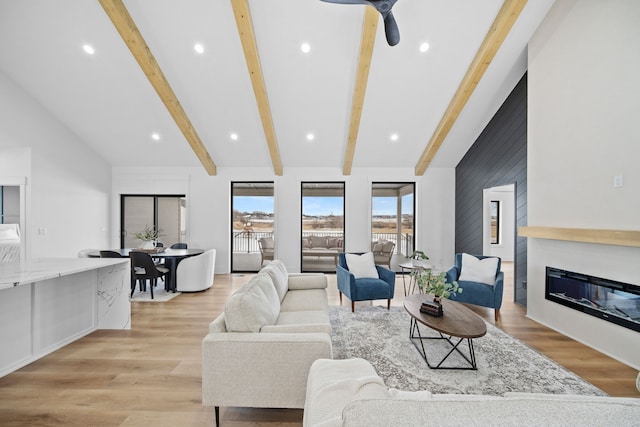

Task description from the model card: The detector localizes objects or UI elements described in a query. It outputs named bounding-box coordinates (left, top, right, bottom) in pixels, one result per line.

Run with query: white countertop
left=0, top=258, right=129, bottom=290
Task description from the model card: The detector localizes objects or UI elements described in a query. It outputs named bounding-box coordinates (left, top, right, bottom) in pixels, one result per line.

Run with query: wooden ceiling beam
left=231, top=0, right=283, bottom=176
left=98, top=0, right=217, bottom=175
left=414, top=0, right=528, bottom=175
left=342, top=6, right=379, bottom=176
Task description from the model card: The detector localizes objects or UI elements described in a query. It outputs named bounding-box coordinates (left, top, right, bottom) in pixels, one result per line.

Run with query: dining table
left=89, top=248, right=204, bottom=292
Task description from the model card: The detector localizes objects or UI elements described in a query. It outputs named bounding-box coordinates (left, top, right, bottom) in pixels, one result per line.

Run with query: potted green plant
left=411, top=270, right=462, bottom=304
left=133, top=225, right=161, bottom=249
left=410, top=250, right=429, bottom=267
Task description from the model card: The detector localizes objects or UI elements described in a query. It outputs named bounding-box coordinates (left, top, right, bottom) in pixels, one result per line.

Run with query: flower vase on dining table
left=141, top=240, right=155, bottom=250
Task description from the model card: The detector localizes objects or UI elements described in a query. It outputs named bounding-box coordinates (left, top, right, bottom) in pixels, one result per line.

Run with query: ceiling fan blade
left=383, top=11, right=400, bottom=46
left=320, top=0, right=401, bottom=46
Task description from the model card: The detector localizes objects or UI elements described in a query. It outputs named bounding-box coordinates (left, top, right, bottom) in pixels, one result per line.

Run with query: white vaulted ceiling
left=0, top=0, right=555, bottom=175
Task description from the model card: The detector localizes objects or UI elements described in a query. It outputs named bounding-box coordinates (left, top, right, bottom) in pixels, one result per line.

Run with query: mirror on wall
left=482, top=184, right=515, bottom=260
left=0, top=184, right=23, bottom=263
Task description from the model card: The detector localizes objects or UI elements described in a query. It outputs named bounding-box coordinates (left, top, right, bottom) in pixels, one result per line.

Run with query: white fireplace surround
left=526, top=1, right=640, bottom=370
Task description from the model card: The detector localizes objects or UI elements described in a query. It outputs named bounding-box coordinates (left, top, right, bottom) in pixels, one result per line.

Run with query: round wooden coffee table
left=403, top=293, right=487, bottom=369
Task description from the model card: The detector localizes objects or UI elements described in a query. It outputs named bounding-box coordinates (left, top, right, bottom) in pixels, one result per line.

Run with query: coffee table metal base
left=409, top=318, right=478, bottom=370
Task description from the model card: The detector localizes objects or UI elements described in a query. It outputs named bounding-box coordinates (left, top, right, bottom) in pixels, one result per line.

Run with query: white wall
left=527, top=0, right=640, bottom=369
left=112, top=166, right=456, bottom=274
left=0, top=70, right=112, bottom=258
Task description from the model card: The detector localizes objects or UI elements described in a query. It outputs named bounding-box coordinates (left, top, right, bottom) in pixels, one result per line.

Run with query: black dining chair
left=130, top=251, right=169, bottom=299
left=99, top=250, right=124, bottom=258
left=170, top=243, right=188, bottom=249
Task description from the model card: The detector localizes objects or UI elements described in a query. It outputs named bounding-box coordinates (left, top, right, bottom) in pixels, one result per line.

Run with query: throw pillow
left=309, top=235, right=327, bottom=248
left=458, top=253, right=499, bottom=285
left=224, top=273, right=281, bottom=332
left=260, top=237, right=274, bottom=249
left=261, top=260, right=289, bottom=302
left=345, top=252, right=379, bottom=279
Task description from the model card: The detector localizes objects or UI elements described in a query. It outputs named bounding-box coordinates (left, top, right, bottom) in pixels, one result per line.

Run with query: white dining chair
left=176, top=249, right=215, bottom=292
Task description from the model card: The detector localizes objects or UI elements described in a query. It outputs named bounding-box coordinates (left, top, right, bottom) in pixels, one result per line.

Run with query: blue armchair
left=445, top=253, right=504, bottom=320
left=337, top=253, right=396, bottom=312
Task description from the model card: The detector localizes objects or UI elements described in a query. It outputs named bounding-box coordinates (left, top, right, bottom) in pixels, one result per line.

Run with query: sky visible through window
left=234, top=196, right=274, bottom=214
left=234, top=194, right=413, bottom=216
left=373, top=194, right=414, bottom=216
left=302, top=197, right=343, bottom=216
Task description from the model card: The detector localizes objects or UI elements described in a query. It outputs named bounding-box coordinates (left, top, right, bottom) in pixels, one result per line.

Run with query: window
left=121, top=195, right=186, bottom=248
left=301, top=182, right=345, bottom=272
left=490, top=200, right=500, bottom=244
left=371, top=183, right=415, bottom=265
left=231, top=182, right=274, bottom=272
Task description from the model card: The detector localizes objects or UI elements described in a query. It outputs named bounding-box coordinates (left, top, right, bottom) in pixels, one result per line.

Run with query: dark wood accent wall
left=455, top=73, right=528, bottom=305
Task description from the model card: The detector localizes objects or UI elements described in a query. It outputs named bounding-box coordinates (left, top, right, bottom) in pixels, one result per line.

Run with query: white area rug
left=330, top=305, right=606, bottom=396
left=130, top=288, right=181, bottom=302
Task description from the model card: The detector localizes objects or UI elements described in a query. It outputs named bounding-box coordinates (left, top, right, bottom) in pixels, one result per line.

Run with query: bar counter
left=0, top=258, right=131, bottom=377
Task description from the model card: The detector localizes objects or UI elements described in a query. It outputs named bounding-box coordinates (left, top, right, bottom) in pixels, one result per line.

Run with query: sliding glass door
left=371, top=182, right=415, bottom=270
left=301, top=182, right=345, bottom=272
left=121, top=195, right=186, bottom=248
left=231, top=182, right=274, bottom=273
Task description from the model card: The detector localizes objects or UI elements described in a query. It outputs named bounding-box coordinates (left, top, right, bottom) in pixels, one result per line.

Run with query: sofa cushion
left=287, top=273, right=328, bottom=290
left=224, top=273, right=280, bottom=332
left=259, top=236, right=274, bottom=249
left=274, top=310, right=330, bottom=326
left=260, top=260, right=289, bottom=301
left=302, top=237, right=311, bottom=248
left=309, top=235, right=328, bottom=248
left=458, top=253, right=499, bottom=285
left=281, top=288, right=329, bottom=312
left=260, top=310, right=331, bottom=334
left=327, top=237, right=342, bottom=249
left=345, top=252, right=379, bottom=279
left=304, top=358, right=390, bottom=427
left=340, top=396, right=640, bottom=427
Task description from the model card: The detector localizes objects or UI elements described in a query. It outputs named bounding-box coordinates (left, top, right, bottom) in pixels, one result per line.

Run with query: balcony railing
left=372, top=232, right=414, bottom=257
left=233, top=229, right=413, bottom=256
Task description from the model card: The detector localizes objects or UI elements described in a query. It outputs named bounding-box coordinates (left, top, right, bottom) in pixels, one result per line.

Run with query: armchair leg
left=387, top=299, right=391, bottom=310
left=494, top=309, right=500, bottom=321
left=339, top=292, right=342, bottom=305
left=351, top=301, right=355, bottom=313
left=215, top=406, right=220, bottom=427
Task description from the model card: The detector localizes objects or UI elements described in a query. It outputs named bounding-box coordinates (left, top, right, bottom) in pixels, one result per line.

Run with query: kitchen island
left=0, top=258, right=131, bottom=377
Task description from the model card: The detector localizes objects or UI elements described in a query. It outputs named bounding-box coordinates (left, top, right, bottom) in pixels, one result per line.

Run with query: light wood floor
left=0, top=264, right=638, bottom=426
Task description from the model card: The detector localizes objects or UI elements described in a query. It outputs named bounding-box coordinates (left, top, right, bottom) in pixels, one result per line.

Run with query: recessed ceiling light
left=419, top=42, right=430, bottom=53
left=194, top=43, right=204, bottom=54
left=300, top=42, right=311, bottom=54
left=230, top=132, right=239, bottom=141
left=82, top=44, right=95, bottom=55
left=151, top=132, right=161, bottom=141
left=306, top=133, right=315, bottom=141
left=390, top=133, right=399, bottom=142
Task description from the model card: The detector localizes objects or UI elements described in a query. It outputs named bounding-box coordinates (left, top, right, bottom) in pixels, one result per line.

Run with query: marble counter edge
left=0, top=258, right=129, bottom=288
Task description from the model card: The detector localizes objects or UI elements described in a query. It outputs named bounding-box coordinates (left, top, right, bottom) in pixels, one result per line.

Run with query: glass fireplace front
left=546, top=267, right=640, bottom=333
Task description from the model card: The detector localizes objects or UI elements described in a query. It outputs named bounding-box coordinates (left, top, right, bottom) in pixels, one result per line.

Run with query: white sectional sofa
left=304, top=358, right=640, bottom=427
left=202, top=260, right=332, bottom=425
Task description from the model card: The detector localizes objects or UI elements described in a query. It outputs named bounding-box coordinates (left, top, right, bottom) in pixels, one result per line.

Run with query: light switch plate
left=613, top=175, right=624, bottom=188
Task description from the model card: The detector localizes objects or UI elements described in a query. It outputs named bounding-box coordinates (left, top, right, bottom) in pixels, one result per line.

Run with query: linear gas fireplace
left=546, top=267, right=640, bottom=333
